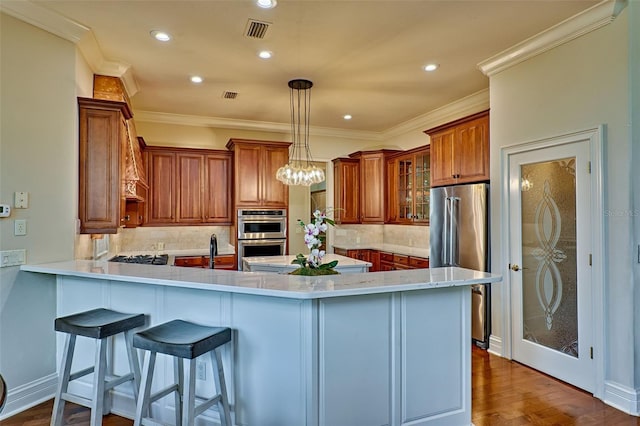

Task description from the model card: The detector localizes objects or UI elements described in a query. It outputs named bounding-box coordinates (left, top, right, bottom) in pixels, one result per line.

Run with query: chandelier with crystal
left=276, top=79, right=325, bottom=186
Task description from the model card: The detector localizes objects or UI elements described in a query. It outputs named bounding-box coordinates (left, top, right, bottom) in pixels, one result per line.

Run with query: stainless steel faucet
left=209, top=234, right=218, bottom=269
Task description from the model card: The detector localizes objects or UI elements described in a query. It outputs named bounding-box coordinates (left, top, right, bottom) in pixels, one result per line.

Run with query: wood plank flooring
left=1, top=347, right=638, bottom=425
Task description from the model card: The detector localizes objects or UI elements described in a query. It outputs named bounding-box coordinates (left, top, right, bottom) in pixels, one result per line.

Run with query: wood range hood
left=93, top=74, right=148, bottom=201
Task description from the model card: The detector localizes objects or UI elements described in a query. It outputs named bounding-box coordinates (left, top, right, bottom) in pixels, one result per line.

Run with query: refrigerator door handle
left=443, top=197, right=450, bottom=265
left=449, top=196, right=458, bottom=267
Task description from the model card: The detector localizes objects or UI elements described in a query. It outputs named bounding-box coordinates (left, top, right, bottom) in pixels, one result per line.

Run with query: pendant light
left=276, top=79, right=325, bottom=186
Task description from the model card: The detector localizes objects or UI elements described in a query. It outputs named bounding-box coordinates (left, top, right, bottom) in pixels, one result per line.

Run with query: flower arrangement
left=289, top=209, right=339, bottom=276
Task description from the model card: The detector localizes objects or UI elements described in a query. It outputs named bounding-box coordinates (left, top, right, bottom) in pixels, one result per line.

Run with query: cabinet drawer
left=409, top=256, right=429, bottom=269
left=334, top=248, right=348, bottom=257
left=393, top=254, right=409, bottom=266
left=214, top=254, right=236, bottom=270
left=174, top=256, right=207, bottom=267
left=380, top=252, right=394, bottom=262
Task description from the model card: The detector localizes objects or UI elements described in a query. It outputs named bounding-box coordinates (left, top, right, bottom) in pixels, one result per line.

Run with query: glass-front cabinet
left=387, top=145, right=430, bottom=224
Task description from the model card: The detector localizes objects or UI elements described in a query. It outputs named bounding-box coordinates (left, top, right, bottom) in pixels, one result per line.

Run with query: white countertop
left=116, top=244, right=235, bottom=258
left=243, top=254, right=372, bottom=270
left=332, top=243, right=430, bottom=259
left=21, top=260, right=500, bottom=299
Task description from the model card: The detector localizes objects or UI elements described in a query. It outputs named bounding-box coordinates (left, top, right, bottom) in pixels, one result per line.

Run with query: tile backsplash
left=115, top=226, right=231, bottom=254
left=333, top=224, right=428, bottom=249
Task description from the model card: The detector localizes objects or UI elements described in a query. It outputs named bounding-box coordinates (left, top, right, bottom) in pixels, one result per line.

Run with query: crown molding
left=478, top=0, right=627, bottom=77
left=134, top=110, right=384, bottom=142
left=383, top=88, right=490, bottom=138
left=0, top=0, right=89, bottom=43
left=2, top=1, right=139, bottom=96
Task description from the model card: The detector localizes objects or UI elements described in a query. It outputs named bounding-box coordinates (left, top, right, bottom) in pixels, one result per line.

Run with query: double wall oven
left=237, top=209, right=287, bottom=270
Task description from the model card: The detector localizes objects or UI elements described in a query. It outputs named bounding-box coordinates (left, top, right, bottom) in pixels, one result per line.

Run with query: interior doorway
left=500, top=127, right=604, bottom=397
left=287, top=161, right=329, bottom=255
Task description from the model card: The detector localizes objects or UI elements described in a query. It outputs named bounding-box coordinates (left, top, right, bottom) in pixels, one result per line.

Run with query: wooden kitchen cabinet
left=334, top=150, right=399, bottom=224
left=78, top=97, right=132, bottom=234
left=146, top=147, right=233, bottom=225
left=332, top=158, right=360, bottom=224
left=352, top=151, right=388, bottom=223
left=425, top=110, right=489, bottom=187
left=147, top=150, right=176, bottom=224
left=386, top=145, right=430, bottom=224
left=226, top=139, right=291, bottom=208
left=173, top=254, right=237, bottom=270
left=380, top=251, right=429, bottom=270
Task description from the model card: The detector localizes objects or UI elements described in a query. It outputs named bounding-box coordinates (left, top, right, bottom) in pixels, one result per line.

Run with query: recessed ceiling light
left=150, top=30, right=171, bottom=42
left=258, top=50, right=272, bottom=59
left=343, top=115, right=352, bottom=120
left=256, top=0, right=277, bottom=9
left=424, top=63, right=439, bottom=72
left=191, top=76, right=203, bottom=84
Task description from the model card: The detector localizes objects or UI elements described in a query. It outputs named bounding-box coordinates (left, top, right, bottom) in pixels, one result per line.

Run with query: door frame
left=499, top=126, right=605, bottom=398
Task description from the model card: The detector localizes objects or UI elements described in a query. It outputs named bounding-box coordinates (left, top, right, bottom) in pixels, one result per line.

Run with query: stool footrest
left=149, top=384, right=180, bottom=404
left=68, top=366, right=94, bottom=382
left=104, top=372, right=135, bottom=390
left=194, top=394, right=221, bottom=417
left=61, top=392, right=92, bottom=408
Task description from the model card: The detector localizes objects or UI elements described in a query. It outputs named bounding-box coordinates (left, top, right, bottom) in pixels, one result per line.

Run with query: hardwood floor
left=1, top=347, right=638, bottom=425
left=472, top=347, right=639, bottom=425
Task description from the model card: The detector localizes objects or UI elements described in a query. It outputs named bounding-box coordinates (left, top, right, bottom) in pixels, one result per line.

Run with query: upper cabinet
left=332, top=158, right=360, bottom=224
left=146, top=147, right=233, bottom=225
left=333, top=150, right=399, bottom=225
left=424, top=110, right=489, bottom=187
left=78, top=97, right=132, bottom=234
left=386, top=145, right=430, bottom=224
left=226, top=139, right=290, bottom=208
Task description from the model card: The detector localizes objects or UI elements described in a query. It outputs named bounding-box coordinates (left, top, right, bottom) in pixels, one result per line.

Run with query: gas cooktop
left=108, top=254, right=169, bottom=265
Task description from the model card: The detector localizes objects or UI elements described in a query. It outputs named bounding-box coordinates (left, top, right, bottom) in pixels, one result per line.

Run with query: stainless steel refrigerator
left=429, top=182, right=490, bottom=348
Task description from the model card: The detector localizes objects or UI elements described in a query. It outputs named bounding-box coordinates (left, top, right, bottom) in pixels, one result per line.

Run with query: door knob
left=511, top=264, right=521, bottom=271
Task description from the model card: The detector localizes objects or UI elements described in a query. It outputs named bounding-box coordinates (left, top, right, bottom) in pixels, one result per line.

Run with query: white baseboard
left=603, top=380, right=640, bottom=416
left=487, top=335, right=504, bottom=357
left=0, top=373, right=57, bottom=420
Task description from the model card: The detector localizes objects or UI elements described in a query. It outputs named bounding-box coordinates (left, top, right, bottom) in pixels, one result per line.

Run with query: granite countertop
left=332, top=243, right=430, bottom=259
left=21, top=260, right=500, bottom=300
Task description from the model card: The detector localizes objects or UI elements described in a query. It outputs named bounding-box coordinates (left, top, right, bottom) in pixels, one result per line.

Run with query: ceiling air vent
left=245, top=19, right=271, bottom=39
left=223, top=91, right=238, bottom=99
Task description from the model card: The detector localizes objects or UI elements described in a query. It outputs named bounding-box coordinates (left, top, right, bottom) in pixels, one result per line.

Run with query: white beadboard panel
left=319, top=293, right=393, bottom=426
left=230, top=293, right=314, bottom=426
left=402, top=287, right=465, bottom=424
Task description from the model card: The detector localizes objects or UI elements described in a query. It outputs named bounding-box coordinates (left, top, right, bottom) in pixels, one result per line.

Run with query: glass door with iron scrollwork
left=508, top=139, right=593, bottom=392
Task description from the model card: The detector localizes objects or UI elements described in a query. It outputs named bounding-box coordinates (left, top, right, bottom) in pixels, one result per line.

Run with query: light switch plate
left=0, top=249, right=26, bottom=267
left=14, top=191, right=28, bottom=208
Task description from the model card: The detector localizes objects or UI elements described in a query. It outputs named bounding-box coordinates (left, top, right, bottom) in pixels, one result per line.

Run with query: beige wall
left=0, top=13, right=77, bottom=400
left=489, top=6, right=635, bottom=394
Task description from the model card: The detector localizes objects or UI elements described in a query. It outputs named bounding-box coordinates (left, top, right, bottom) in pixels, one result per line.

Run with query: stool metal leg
left=51, top=333, right=76, bottom=426
left=90, top=337, right=108, bottom=426
left=182, top=359, right=197, bottom=426
left=134, top=351, right=156, bottom=426
left=211, top=349, right=231, bottom=426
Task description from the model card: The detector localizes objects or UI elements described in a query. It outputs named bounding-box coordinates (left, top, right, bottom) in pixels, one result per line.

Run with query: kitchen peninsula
left=21, top=261, right=500, bottom=426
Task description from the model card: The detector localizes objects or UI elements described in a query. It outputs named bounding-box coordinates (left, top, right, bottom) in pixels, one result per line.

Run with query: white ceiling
left=14, top=0, right=599, bottom=133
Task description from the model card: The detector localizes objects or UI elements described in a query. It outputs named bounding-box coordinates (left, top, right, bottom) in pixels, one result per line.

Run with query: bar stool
left=51, top=308, right=145, bottom=426
left=133, top=320, right=232, bottom=426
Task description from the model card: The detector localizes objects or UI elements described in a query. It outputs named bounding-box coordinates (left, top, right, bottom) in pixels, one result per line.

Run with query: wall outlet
left=14, top=219, right=27, bottom=236
left=157, top=242, right=165, bottom=251
left=196, top=360, right=206, bottom=380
